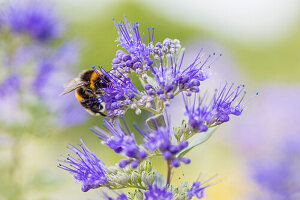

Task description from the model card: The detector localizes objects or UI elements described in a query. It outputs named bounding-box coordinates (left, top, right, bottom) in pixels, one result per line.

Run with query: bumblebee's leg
left=99, top=112, right=107, bottom=117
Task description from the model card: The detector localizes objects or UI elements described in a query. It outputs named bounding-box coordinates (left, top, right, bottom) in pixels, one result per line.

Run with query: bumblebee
left=61, top=69, right=108, bottom=116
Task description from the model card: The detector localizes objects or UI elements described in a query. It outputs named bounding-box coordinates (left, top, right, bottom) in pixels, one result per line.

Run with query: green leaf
left=177, top=127, right=217, bottom=157
left=146, top=114, right=166, bottom=130
left=139, top=75, right=159, bottom=89
left=153, top=169, right=166, bottom=186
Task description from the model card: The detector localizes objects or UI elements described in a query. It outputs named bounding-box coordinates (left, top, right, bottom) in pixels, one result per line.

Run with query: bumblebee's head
left=79, top=70, right=94, bottom=83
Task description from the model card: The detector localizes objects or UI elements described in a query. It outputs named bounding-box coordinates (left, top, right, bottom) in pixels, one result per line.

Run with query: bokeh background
left=1, top=0, right=300, bottom=200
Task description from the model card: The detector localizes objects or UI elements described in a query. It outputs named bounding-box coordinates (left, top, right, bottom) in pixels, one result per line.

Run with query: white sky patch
left=144, top=0, right=300, bottom=45
left=53, top=0, right=300, bottom=44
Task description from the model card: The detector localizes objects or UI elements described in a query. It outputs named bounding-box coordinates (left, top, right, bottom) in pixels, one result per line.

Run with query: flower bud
left=135, top=108, right=141, bottom=115
left=130, top=171, right=141, bottom=184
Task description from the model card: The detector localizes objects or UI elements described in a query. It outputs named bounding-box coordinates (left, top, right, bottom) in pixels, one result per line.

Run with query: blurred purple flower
left=229, top=85, right=300, bottom=153
left=227, top=85, right=300, bottom=199
left=3, top=44, right=46, bottom=67
left=0, top=75, right=29, bottom=124
left=32, top=42, right=88, bottom=126
left=0, top=13, right=3, bottom=30
left=58, top=139, right=108, bottom=192
left=251, top=140, right=300, bottom=200
left=5, top=0, right=62, bottom=41
left=0, top=74, right=21, bottom=96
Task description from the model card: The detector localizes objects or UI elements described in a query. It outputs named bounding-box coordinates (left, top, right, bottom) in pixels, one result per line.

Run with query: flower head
left=184, top=83, right=254, bottom=132
left=144, top=49, right=219, bottom=106
left=111, top=17, right=154, bottom=76
left=152, top=38, right=181, bottom=57
left=144, top=184, right=173, bottom=200
left=58, top=139, right=107, bottom=192
left=187, top=180, right=211, bottom=199
left=5, top=0, right=62, bottom=41
left=91, top=119, right=147, bottom=168
left=134, top=114, right=190, bottom=168
left=113, top=17, right=154, bottom=58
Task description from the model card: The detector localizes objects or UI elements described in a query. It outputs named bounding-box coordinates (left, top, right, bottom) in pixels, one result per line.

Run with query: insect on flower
left=60, top=69, right=110, bottom=116
left=58, top=16, right=255, bottom=199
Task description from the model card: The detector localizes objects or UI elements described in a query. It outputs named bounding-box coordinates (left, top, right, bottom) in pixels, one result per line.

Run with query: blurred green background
left=1, top=0, right=300, bottom=199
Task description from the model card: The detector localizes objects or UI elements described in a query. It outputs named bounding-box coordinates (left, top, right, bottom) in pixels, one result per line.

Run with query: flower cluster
left=91, top=119, right=147, bottom=168
left=152, top=38, right=181, bottom=58
left=90, top=18, right=223, bottom=118
left=59, top=17, right=253, bottom=199
left=183, top=83, right=256, bottom=132
left=145, top=50, right=219, bottom=107
left=58, top=139, right=108, bottom=192
left=135, top=115, right=190, bottom=168
left=144, top=185, right=173, bottom=200
left=113, top=17, right=153, bottom=59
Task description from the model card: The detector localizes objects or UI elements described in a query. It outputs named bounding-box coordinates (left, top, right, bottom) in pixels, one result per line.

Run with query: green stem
left=174, top=90, right=181, bottom=97
left=166, top=160, right=172, bottom=186
left=139, top=106, right=160, bottom=115
left=159, top=100, right=164, bottom=113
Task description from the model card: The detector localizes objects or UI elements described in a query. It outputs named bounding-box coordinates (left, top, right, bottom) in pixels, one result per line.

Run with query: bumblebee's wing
left=60, top=78, right=85, bottom=96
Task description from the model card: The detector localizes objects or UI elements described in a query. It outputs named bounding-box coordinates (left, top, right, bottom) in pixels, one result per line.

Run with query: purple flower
left=93, top=66, right=138, bottom=117
left=145, top=49, right=219, bottom=103
left=111, top=18, right=154, bottom=76
left=152, top=38, right=181, bottom=56
left=113, top=17, right=154, bottom=58
left=134, top=114, right=189, bottom=168
left=5, top=0, right=62, bottom=41
left=111, top=49, right=152, bottom=75
left=58, top=139, right=108, bottom=192
left=91, top=119, right=147, bottom=168
left=183, top=83, right=254, bottom=132
left=187, top=180, right=211, bottom=199
left=144, top=184, right=173, bottom=200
